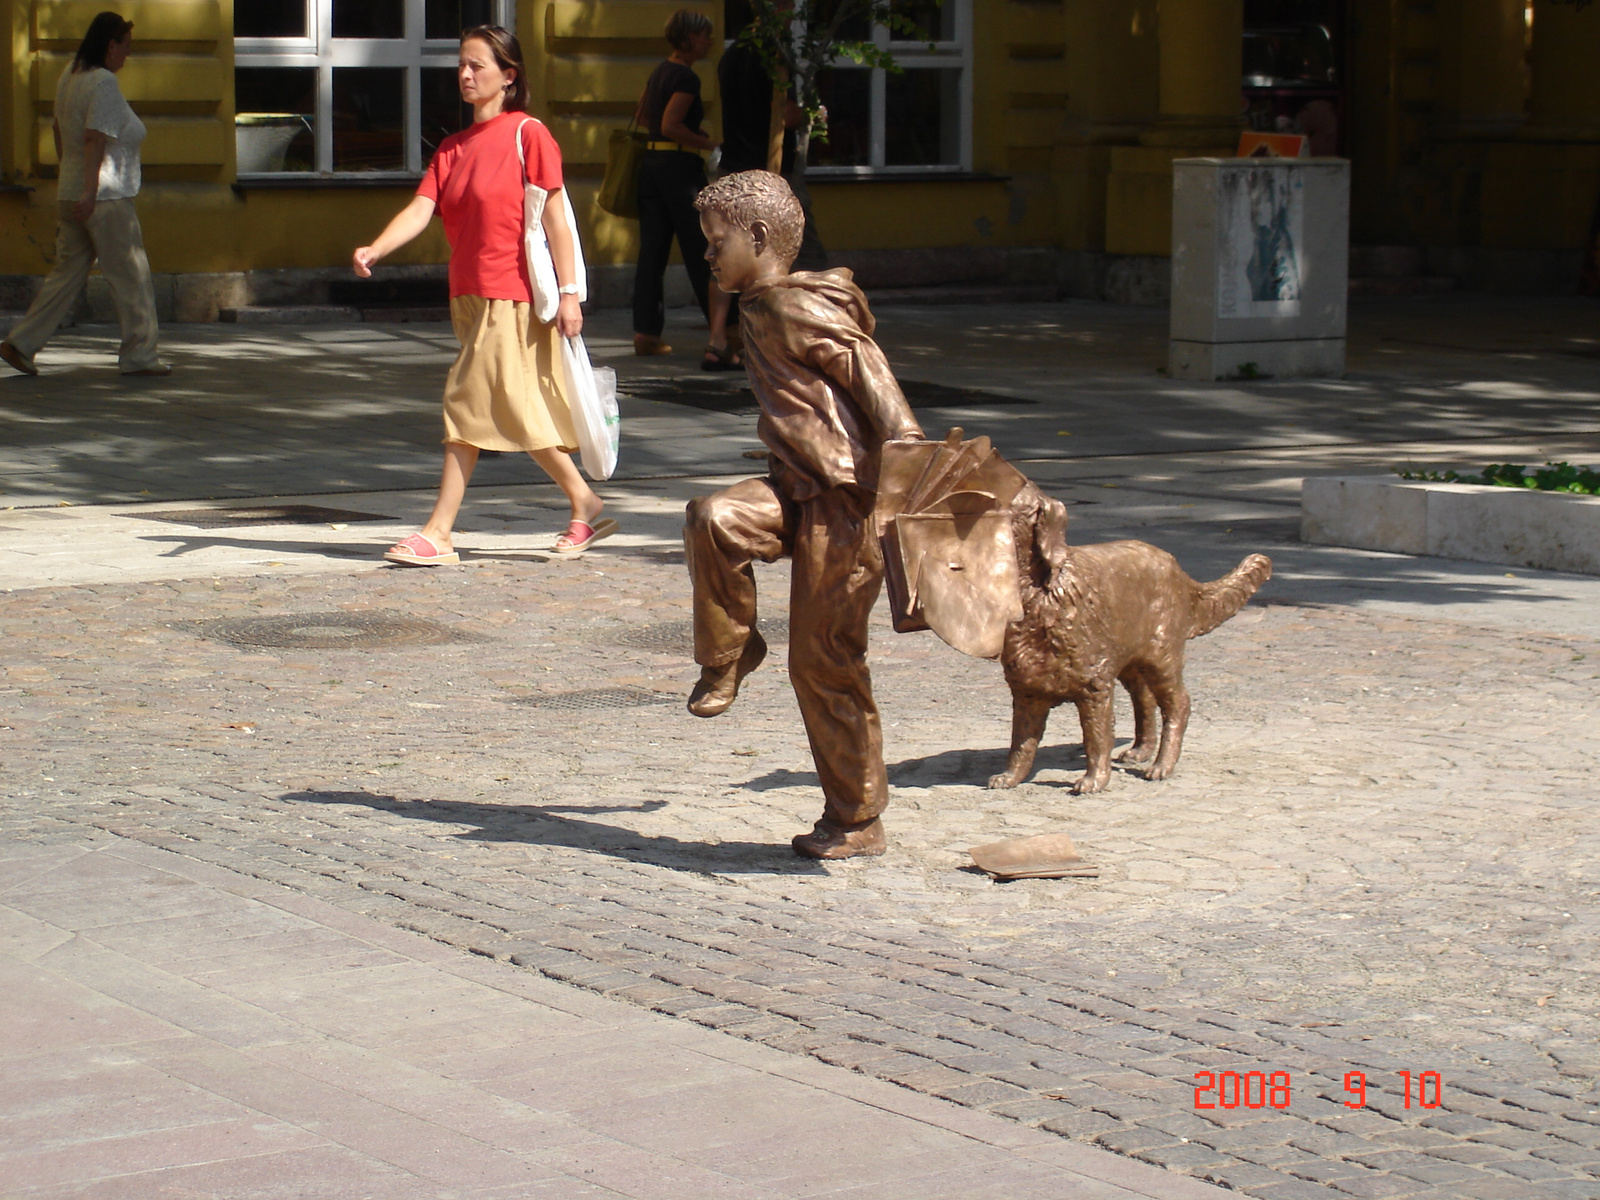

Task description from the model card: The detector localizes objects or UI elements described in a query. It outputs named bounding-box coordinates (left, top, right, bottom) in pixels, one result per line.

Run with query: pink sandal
left=384, top=532, right=460, bottom=566
left=552, top=517, right=618, bottom=555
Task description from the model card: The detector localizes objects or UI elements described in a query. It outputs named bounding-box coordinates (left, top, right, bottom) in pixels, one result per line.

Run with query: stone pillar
left=1140, top=0, right=1244, bottom=147
left=1524, top=0, right=1600, bottom=139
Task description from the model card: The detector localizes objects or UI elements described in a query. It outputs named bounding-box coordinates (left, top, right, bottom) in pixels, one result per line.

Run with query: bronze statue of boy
left=686, top=171, right=924, bottom=860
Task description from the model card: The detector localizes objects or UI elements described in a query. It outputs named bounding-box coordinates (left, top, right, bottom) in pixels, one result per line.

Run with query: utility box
left=1168, top=157, right=1350, bottom=381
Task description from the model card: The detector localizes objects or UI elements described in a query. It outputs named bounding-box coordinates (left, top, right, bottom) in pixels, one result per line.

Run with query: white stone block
left=1302, top=474, right=1600, bottom=575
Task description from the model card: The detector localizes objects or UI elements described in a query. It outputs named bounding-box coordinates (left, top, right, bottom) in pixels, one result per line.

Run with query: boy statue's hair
left=694, top=171, right=805, bottom=270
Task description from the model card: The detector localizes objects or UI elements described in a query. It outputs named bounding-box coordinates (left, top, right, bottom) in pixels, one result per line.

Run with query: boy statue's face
left=700, top=210, right=765, bottom=294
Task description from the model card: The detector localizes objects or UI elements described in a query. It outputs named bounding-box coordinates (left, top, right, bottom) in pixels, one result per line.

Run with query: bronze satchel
left=877, top=429, right=1028, bottom=660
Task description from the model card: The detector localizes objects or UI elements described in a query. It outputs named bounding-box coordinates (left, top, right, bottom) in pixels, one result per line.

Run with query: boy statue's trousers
left=685, top=476, right=889, bottom=828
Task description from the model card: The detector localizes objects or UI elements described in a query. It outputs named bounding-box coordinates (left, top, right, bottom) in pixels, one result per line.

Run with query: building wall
left=3, top=0, right=1596, bottom=300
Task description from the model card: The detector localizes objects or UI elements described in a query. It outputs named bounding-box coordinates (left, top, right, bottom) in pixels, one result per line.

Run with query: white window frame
left=806, top=0, right=972, bottom=176
left=235, top=0, right=514, bottom=177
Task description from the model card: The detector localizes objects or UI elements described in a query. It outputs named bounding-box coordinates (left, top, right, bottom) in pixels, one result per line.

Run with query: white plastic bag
left=517, top=119, right=587, bottom=325
left=560, top=334, right=619, bottom=481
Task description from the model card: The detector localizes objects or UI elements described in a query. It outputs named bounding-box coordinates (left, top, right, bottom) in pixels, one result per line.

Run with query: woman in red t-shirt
left=353, top=25, right=613, bottom=563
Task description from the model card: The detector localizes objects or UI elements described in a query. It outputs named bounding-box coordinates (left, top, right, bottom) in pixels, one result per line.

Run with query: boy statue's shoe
left=791, top=817, right=887, bottom=859
left=687, top=631, right=767, bottom=718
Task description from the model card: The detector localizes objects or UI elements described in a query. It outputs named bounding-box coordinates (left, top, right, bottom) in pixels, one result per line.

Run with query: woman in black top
left=631, top=9, right=739, bottom=367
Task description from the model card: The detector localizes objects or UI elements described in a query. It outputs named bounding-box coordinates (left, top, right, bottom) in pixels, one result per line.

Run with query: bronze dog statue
left=987, top=489, right=1271, bottom=793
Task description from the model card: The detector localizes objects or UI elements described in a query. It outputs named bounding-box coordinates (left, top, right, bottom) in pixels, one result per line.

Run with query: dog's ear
left=1035, top=497, right=1071, bottom=572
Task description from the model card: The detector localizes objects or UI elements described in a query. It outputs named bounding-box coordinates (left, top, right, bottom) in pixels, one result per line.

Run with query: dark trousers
left=633, top=151, right=713, bottom=337
left=685, top=477, right=888, bottom=827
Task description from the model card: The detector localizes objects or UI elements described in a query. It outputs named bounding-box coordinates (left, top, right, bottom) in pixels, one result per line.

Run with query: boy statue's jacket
left=738, top=268, right=923, bottom=502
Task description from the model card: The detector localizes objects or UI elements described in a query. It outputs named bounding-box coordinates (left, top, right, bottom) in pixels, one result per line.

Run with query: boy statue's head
left=695, top=170, right=804, bottom=293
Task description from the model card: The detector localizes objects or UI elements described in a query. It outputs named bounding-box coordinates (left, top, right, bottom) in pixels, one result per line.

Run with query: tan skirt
left=442, top=295, right=578, bottom=453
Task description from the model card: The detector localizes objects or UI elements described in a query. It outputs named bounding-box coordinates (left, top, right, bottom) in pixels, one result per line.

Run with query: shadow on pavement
left=284, top=788, right=829, bottom=876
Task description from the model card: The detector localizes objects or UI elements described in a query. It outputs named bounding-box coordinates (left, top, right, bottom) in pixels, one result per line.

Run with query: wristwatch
left=558, top=283, right=581, bottom=295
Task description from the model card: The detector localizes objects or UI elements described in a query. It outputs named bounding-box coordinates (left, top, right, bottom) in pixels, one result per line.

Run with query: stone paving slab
left=1, top=839, right=1225, bottom=1199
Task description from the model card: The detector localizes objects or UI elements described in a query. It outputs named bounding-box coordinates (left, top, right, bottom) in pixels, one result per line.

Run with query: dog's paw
left=1115, top=745, right=1155, bottom=765
left=986, top=771, right=1023, bottom=790
left=1070, top=772, right=1110, bottom=795
left=1143, top=762, right=1177, bottom=781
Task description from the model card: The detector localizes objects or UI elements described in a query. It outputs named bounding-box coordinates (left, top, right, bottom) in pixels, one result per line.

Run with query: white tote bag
left=516, top=118, right=587, bottom=324
left=561, top=335, right=619, bottom=481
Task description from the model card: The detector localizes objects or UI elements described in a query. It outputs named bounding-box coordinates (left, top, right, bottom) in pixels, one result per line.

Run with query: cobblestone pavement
left=5, top=533, right=1599, bottom=1199
left=5, top=295, right=1600, bottom=1198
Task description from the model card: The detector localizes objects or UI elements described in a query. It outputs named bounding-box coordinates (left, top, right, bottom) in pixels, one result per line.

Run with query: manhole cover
left=128, top=505, right=394, bottom=529
left=517, top=686, right=679, bottom=711
left=196, top=611, right=470, bottom=650
left=610, top=618, right=788, bottom=653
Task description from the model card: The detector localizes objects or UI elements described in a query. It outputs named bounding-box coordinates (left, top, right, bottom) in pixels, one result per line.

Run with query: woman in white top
left=1, top=11, right=169, bottom=377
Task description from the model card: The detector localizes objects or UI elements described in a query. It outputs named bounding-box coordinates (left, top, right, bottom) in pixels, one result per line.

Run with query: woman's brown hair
left=461, top=24, right=527, bottom=113
left=664, top=9, right=713, bottom=52
left=73, top=11, right=133, bottom=71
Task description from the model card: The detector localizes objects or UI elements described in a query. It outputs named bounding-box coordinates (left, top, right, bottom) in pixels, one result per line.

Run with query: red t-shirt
left=417, top=111, right=564, bottom=303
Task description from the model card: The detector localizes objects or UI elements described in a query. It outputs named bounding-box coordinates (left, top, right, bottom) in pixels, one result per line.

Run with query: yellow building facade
left=2, top=0, right=1596, bottom=315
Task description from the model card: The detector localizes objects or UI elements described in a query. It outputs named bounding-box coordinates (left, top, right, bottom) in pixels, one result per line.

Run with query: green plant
left=1235, top=362, right=1261, bottom=380
left=1393, top=461, right=1600, bottom=495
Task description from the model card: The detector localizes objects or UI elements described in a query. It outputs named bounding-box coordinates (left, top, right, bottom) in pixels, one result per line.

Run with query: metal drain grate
left=610, top=618, right=788, bottom=653
left=195, top=611, right=471, bottom=650
left=128, top=504, right=394, bottom=529
left=517, top=686, right=679, bottom=711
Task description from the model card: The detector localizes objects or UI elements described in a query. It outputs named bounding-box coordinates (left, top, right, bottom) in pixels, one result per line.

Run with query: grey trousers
left=6, top=199, right=163, bottom=372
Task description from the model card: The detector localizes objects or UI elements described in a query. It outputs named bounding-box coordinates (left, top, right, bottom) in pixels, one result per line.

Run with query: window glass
left=333, top=68, right=406, bottom=170
left=890, top=0, right=954, bottom=42
left=236, top=0, right=307, bottom=38
left=885, top=67, right=960, bottom=165
left=235, top=67, right=316, bottom=172
left=809, top=68, right=870, bottom=167
left=421, top=67, right=472, bottom=160
left=332, top=0, right=404, bottom=39
left=807, top=0, right=871, bottom=43
left=426, top=0, right=495, bottom=41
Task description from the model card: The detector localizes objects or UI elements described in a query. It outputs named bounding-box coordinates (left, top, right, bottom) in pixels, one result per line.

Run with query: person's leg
left=89, top=199, right=164, bottom=373
left=2, top=205, right=97, bottom=366
left=401, top=442, right=479, bottom=552
left=664, top=156, right=713, bottom=321
left=632, top=158, right=674, bottom=344
left=684, top=476, right=791, bottom=715
left=528, top=445, right=606, bottom=549
left=703, top=283, right=740, bottom=368
left=787, top=485, right=890, bottom=857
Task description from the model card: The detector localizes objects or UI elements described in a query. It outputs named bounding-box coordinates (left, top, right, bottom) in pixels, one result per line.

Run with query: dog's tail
left=1190, top=553, right=1272, bottom=638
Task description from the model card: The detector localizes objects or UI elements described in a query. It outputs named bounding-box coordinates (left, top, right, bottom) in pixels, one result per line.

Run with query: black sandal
left=701, top=343, right=744, bottom=372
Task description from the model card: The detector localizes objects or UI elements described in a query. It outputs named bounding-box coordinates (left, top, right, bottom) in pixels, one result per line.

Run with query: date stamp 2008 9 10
left=1193, top=1070, right=1445, bottom=1111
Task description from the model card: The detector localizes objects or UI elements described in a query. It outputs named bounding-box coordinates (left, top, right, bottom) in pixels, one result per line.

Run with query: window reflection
left=890, top=0, right=954, bottom=42
left=333, top=68, right=406, bottom=170
left=885, top=68, right=959, bottom=165
left=332, top=0, right=404, bottom=39
left=421, top=67, right=472, bottom=160
left=236, top=0, right=307, bottom=38
left=810, top=69, right=870, bottom=167
left=235, top=67, right=316, bottom=172
left=425, top=0, right=494, bottom=40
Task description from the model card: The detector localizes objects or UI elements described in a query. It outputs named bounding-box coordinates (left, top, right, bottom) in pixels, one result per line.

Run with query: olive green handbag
left=598, top=122, right=646, bottom=219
